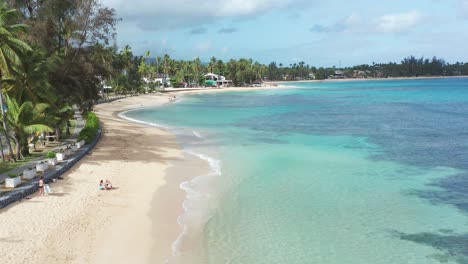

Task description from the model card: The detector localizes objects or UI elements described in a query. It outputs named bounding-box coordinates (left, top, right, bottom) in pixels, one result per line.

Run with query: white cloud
left=310, top=14, right=359, bottom=33
left=194, top=41, right=213, bottom=53
left=101, top=0, right=312, bottom=30
left=311, top=11, right=425, bottom=34
left=373, top=11, right=424, bottom=33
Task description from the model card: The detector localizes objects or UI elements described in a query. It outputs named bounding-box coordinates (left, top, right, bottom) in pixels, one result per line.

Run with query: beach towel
left=44, top=184, right=52, bottom=194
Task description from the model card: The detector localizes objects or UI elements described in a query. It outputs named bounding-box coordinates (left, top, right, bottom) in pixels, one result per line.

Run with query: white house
left=204, top=73, right=232, bottom=87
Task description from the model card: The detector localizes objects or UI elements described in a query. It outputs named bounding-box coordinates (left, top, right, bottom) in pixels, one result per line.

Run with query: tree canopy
left=0, top=0, right=467, bottom=161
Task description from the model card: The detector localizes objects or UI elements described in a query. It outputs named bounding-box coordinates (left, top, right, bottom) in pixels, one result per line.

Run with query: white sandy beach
left=0, top=94, right=190, bottom=264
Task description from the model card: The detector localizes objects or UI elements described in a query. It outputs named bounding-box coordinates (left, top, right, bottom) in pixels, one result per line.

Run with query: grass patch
left=0, top=153, right=42, bottom=175
left=0, top=118, right=77, bottom=176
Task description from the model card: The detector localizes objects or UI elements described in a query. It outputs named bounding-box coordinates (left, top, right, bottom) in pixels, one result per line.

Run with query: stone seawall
left=0, top=128, right=102, bottom=209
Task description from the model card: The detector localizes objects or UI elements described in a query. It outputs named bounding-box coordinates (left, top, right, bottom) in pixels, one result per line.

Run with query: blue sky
left=102, top=0, right=468, bottom=67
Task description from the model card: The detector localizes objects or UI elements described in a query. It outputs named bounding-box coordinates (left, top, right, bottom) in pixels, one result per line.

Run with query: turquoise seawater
left=125, top=78, right=468, bottom=264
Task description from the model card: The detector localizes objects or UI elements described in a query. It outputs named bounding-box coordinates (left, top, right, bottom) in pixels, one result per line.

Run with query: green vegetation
left=79, top=113, right=100, bottom=144
left=108, top=53, right=468, bottom=90
left=0, top=0, right=116, bottom=163
left=0, top=152, right=40, bottom=174
left=5, top=95, right=53, bottom=159
left=8, top=173, right=18, bottom=178
left=46, top=151, right=56, bottom=159
left=261, top=56, right=468, bottom=81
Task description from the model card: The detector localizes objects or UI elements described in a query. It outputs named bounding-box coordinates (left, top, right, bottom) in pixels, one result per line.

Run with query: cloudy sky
left=101, top=0, right=468, bottom=67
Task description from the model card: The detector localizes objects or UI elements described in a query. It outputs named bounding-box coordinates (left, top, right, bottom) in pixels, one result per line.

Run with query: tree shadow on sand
left=76, top=119, right=183, bottom=167
left=392, top=230, right=468, bottom=264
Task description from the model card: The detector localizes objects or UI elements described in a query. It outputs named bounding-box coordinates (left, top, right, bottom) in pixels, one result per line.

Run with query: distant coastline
left=268, top=75, right=468, bottom=85
left=160, top=75, right=468, bottom=95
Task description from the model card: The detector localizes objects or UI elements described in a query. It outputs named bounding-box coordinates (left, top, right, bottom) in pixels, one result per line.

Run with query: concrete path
left=0, top=108, right=84, bottom=183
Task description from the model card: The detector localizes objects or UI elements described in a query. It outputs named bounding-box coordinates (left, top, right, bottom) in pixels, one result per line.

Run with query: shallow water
left=125, top=78, right=468, bottom=264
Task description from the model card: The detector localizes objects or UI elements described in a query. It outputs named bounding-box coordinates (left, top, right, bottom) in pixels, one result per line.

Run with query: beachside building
left=328, top=70, right=345, bottom=79
left=204, top=73, right=232, bottom=87
left=334, top=70, right=345, bottom=78
left=148, top=74, right=170, bottom=87
left=98, top=77, right=113, bottom=94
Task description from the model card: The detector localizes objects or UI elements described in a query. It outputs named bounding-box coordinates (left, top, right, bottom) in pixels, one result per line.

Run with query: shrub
left=79, top=112, right=100, bottom=143
left=8, top=173, right=18, bottom=178
left=46, top=151, right=56, bottom=159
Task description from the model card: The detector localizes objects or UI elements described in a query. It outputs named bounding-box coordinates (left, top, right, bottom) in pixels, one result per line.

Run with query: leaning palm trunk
left=66, top=120, right=71, bottom=135
left=13, top=135, right=21, bottom=160
left=55, top=126, right=60, bottom=141
left=0, top=77, right=16, bottom=162
left=0, top=132, right=5, bottom=161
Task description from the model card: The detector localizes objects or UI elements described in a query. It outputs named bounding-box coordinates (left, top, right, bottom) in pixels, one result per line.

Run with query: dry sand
left=0, top=94, right=189, bottom=264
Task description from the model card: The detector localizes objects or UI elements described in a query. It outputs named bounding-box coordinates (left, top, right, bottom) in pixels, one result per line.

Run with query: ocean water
left=124, top=78, right=468, bottom=264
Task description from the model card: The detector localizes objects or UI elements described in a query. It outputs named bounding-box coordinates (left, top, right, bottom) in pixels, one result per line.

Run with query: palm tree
left=3, top=95, right=53, bottom=159
left=0, top=3, right=32, bottom=162
left=138, top=50, right=151, bottom=81
left=298, top=61, right=305, bottom=79
left=162, top=54, right=171, bottom=86
left=4, top=48, right=55, bottom=105
left=156, top=56, right=162, bottom=75
left=0, top=132, right=5, bottom=161
left=148, top=65, right=156, bottom=90
left=209, top=56, right=217, bottom=73
left=119, top=45, right=133, bottom=76
left=193, top=57, right=202, bottom=86
left=47, top=104, right=74, bottom=141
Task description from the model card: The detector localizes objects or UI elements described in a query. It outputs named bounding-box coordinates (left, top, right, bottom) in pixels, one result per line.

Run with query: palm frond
left=33, top=103, right=50, bottom=113
left=0, top=46, right=9, bottom=75
left=0, top=27, right=12, bottom=37
left=0, top=44, right=21, bottom=70
left=5, top=36, right=32, bottom=53
left=17, top=101, right=34, bottom=119
left=24, top=124, right=53, bottom=134
left=0, top=6, right=15, bottom=27
left=8, top=23, right=29, bottom=33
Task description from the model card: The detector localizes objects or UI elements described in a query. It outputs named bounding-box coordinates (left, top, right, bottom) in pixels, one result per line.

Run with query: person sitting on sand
left=105, top=179, right=113, bottom=190
left=99, top=180, right=105, bottom=190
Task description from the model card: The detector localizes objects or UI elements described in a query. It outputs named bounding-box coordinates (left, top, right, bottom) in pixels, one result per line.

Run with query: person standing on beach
left=39, top=176, right=44, bottom=196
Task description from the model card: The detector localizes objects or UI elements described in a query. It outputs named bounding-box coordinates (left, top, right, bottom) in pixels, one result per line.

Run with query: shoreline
left=267, top=75, right=468, bottom=85
left=117, top=97, right=218, bottom=263
left=1, top=75, right=466, bottom=263
left=119, top=102, right=223, bottom=263
left=0, top=93, right=195, bottom=264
